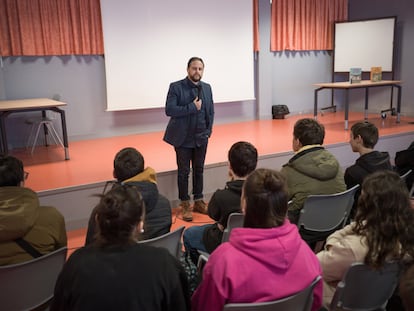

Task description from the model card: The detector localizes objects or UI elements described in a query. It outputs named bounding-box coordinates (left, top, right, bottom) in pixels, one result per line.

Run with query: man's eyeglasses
left=24, top=171, right=29, bottom=180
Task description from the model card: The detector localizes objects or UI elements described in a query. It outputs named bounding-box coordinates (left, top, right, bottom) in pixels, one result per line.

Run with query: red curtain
left=270, top=0, right=348, bottom=51
left=253, top=0, right=260, bottom=52
left=0, top=0, right=104, bottom=56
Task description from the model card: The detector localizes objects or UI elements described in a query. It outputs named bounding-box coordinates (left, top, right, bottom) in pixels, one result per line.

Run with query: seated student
left=51, top=185, right=190, bottom=311
left=183, top=141, right=258, bottom=264
left=281, top=118, right=346, bottom=225
left=344, top=121, right=392, bottom=218
left=85, top=147, right=171, bottom=244
left=317, top=170, right=414, bottom=308
left=192, top=168, right=322, bottom=311
left=395, top=141, right=414, bottom=191
left=0, top=155, right=67, bottom=266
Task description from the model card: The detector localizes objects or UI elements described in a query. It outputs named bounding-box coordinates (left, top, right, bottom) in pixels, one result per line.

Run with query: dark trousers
left=175, top=144, right=208, bottom=201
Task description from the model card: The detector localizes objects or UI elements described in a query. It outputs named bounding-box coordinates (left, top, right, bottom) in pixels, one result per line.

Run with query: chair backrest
left=138, top=225, right=185, bottom=259
left=0, top=246, right=67, bottom=311
left=400, top=169, right=413, bottom=181
left=330, top=262, right=400, bottom=311
left=298, top=185, right=360, bottom=233
left=222, top=275, right=321, bottom=311
left=222, top=212, right=245, bottom=243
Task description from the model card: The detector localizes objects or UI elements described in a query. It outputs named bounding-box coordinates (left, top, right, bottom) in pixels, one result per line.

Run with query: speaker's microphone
left=197, top=84, right=202, bottom=99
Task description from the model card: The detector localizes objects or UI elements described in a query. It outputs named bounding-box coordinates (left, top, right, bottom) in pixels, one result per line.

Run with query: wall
left=345, top=0, right=414, bottom=116
left=1, top=1, right=413, bottom=149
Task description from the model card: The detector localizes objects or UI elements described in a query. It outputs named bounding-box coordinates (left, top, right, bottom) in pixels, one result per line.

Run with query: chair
left=0, top=247, right=67, bottom=311
left=221, top=212, right=244, bottom=243
left=297, top=185, right=360, bottom=251
left=329, top=262, right=400, bottom=311
left=138, top=225, right=185, bottom=259
left=26, top=112, right=64, bottom=154
left=222, top=275, right=321, bottom=311
left=197, top=213, right=244, bottom=278
left=400, top=168, right=412, bottom=181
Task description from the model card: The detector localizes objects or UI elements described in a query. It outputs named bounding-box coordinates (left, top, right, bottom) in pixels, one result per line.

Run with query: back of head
left=228, top=141, right=258, bottom=177
left=354, top=170, right=414, bottom=267
left=95, top=184, right=145, bottom=246
left=113, top=147, right=144, bottom=182
left=293, top=118, right=325, bottom=146
left=351, top=121, right=379, bottom=148
left=0, top=155, right=24, bottom=187
left=243, top=168, right=288, bottom=228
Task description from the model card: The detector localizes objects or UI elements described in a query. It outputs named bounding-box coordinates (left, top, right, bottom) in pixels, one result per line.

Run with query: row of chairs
left=0, top=227, right=185, bottom=311
left=1, top=169, right=410, bottom=311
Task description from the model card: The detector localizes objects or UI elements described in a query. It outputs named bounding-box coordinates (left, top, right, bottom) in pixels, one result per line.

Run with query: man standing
left=164, top=57, right=214, bottom=222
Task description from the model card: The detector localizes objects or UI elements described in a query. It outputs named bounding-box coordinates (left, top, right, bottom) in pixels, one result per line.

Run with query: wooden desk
left=0, top=98, right=70, bottom=160
left=314, top=80, right=402, bottom=130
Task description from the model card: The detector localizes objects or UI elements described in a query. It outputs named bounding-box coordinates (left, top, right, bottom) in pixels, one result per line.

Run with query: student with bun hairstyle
left=52, top=185, right=190, bottom=311
left=192, top=168, right=322, bottom=311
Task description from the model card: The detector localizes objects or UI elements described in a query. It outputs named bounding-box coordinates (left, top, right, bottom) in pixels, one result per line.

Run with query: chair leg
left=26, top=123, right=36, bottom=150
left=45, top=122, right=64, bottom=148
left=31, top=122, right=44, bottom=154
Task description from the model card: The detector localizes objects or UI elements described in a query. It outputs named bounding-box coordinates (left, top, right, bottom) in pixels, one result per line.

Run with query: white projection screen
left=334, top=17, right=396, bottom=72
left=100, top=0, right=255, bottom=111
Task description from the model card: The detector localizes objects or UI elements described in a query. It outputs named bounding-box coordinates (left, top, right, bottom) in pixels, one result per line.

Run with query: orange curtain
left=270, top=0, right=348, bottom=51
left=0, top=0, right=104, bottom=56
left=253, top=0, right=260, bottom=52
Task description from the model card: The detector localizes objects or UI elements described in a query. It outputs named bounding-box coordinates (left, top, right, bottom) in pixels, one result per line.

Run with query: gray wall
left=2, top=0, right=412, bottom=150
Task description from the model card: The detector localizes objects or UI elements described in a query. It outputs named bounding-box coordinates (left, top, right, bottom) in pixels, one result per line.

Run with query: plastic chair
left=138, top=225, right=185, bottom=259
left=222, top=275, right=321, bottom=311
left=329, top=262, right=400, bottom=311
left=400, top=169, right=413, bottom=181
left=26, top=112, right=64, bottom=154
left=197, top=213, right=244, bottom=278
left=297, top=185, right=360, bottom=250
left=0, top=247, right=67, bottom=311
left=221, top=212, right=244, bottom=243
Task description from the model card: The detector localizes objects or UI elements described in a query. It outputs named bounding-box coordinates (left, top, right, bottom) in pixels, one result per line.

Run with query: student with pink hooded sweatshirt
left=192, top=168, right=322, bottom=311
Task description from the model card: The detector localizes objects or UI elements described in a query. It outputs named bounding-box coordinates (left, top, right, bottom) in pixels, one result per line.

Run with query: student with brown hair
left=52, top=185, right=190, bottom=311
left=317, top=170, right=414, bottom=308
left=193, top=169, right=322, bottom=311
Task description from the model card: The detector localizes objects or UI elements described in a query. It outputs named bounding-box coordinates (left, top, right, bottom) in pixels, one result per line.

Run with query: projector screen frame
left=332, top=16, right=397, bottom=76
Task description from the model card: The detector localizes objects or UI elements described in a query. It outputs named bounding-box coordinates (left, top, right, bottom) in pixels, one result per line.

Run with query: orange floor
left=9, top=111, right=414, bottom=257
left=66, top=208, right=214, bottom=257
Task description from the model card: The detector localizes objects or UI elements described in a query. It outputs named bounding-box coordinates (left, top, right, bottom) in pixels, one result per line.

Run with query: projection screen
left=100, top=0, right=255, bottom=111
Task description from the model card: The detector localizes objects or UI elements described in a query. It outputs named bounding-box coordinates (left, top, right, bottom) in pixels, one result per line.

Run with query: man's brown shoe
left=181, top=200, right=193, bottom=222
left=193, top=200, right=208, bottom=215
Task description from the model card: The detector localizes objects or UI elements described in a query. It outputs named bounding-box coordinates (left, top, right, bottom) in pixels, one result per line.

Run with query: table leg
left=364, top=88, right=369, bottom=120
left=314, top=88, right=323, bottom=120
left=0, top=113, right=7, bottom=155
left=344, top=89, right=349, bottom=130
left=52, top=107, right=70, bottom=160
left=396, top=85, right=401, bottom=123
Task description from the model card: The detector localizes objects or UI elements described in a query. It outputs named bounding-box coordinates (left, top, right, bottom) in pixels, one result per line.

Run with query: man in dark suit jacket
left=163, top=57, right=214, bottom=222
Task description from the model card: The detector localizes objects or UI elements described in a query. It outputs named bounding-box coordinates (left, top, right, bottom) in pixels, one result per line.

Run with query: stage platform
left=11, top=111, right=414, bottom=231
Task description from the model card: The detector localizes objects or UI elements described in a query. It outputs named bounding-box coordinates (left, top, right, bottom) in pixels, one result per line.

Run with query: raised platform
left=12, top=112, right=414, bottom=230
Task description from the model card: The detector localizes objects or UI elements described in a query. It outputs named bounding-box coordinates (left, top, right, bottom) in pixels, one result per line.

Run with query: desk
left=314, top=80, right=402, bottom=130
left=0, top=98, right=70, bottom=160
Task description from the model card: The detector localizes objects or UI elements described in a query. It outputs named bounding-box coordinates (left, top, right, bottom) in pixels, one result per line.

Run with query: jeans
left=183, top=224, right=212, bottom=264
left=175, top=144, right=208, bottom=201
